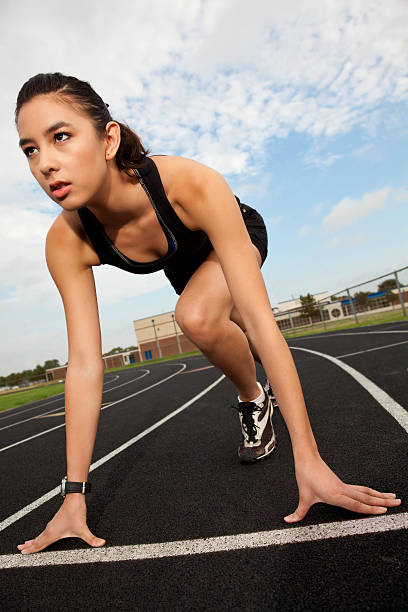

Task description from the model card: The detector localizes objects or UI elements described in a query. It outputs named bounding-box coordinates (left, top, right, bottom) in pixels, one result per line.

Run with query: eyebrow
left=19, top=121, right=74, bottom=148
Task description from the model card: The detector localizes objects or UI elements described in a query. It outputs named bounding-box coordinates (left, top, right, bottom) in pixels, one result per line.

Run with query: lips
left=50, top=181, right=72, bottom=199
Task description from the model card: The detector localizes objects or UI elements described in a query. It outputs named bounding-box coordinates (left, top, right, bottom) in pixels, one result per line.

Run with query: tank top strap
left=132, top=157, right=192, bottom=238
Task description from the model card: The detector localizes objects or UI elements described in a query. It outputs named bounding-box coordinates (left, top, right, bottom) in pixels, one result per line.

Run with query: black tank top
left=77, top=156, right=243, bottom=276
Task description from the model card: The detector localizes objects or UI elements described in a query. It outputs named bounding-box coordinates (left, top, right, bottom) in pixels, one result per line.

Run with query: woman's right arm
left=18, top=213, right=106, bottom=554
left=46, top=214, right=104, bottom=485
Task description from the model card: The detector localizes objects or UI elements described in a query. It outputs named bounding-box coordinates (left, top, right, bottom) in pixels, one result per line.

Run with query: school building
left=45, top=310, right=197, bottom=381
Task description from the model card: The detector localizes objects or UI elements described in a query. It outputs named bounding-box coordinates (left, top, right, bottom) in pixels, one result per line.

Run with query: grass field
left=1, top=309, right=406, bottom=413
left=0, top=383, right=65, bottom=413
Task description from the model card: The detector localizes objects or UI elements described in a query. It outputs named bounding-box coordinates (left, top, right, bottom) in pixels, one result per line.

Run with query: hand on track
left=17, top=496, right=106, bottom=555
left=284, top=454, right=401, bottom=523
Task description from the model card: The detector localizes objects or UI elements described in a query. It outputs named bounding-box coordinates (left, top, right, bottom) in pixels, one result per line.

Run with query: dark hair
left=15, top=72, right=149, bottom=172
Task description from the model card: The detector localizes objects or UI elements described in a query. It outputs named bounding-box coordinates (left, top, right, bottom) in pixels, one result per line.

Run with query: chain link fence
left=275, top=266, right=407, bottom=338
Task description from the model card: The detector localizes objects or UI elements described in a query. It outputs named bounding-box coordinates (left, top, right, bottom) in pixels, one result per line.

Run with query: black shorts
left=164, top=203, right=268, bottom=295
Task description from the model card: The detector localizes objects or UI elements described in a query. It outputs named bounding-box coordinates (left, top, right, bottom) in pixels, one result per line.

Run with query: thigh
left=175, top=244, right=262, bottom=327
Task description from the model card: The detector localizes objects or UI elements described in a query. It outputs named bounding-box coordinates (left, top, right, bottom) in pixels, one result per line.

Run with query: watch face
left=61, top=476, right=67, bottom=496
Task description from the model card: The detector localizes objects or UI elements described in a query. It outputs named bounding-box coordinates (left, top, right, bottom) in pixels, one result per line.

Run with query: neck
left=86, top=161, right=145, bottom=227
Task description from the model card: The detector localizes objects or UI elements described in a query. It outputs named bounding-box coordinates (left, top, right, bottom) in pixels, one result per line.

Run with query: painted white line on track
left=0, top=370, right=151, bottom=433
left=0, top=364, right=185, bottom=454
left=0, top=373, right=225, bottom=533
left=102, top=370, right=150, bottom=393
left=1, top=512, right=406, bottom=568
left=290, top=330, right=408, bottom=342
left=292, top=347, right=408, bottom=433
left=0, top=394, right=65, bottom=422
left=336, top=340, right=408, bottom=358
left=0, top=374, right=122, bottom=423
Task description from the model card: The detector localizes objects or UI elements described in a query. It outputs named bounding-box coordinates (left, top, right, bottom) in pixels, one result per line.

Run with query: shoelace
left=232, top=401, right=261, bottom=444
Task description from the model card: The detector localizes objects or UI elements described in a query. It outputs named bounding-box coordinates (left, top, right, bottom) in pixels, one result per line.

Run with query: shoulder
left=46, top=210, right=101, bottom=268
left=151, top=155, right=230, bottom=231
left=151, top=155, right=223, bottom=190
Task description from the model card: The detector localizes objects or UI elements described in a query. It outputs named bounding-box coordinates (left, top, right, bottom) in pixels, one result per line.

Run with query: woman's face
left=17, top=94, right=110, bottom=211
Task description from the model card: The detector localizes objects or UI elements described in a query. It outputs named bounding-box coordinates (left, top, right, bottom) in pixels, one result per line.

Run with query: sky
left=0, top=0, right=407, bottom=374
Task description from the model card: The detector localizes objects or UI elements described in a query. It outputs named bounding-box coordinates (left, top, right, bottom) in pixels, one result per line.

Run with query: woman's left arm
left=173, top=158, right=401, bottom=522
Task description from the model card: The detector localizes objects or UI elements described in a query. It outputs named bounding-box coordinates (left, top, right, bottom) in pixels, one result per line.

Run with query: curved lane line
left=336, top=339, right=408, bottom=358
left=0, top=373, right=225, bottom=533
left=0, top=373, right=122, bottom=422
left=290, top=330, right=408, bottom=342
left=0, top=364, right=185, bottom=453
left=0, top=370, right=151, bottom=433
left=291, top=346, right=408, bottom=434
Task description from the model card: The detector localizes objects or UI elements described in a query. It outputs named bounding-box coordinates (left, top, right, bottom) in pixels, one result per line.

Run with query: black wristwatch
left=60, top=476, right=92, bottom=497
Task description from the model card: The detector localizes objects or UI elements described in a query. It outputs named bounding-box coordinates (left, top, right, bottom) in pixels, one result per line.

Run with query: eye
left=54, top=132, right=70, bottom=143
left=23, top=146, right=38, bottom=158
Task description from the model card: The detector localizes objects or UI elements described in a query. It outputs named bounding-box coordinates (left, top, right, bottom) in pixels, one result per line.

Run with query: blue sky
left=0, top=0, right=407, bottom=374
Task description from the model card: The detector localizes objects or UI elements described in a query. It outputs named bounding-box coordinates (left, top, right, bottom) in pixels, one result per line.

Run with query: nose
left=39, top=148, right=60, bottom=177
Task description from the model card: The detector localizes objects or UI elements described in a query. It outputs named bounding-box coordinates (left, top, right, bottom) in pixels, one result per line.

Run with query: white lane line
left=0, top=370, right=151, bottom=433
left=1, top=512, right=406, bottom=568
left=102, top=370, right=150, bottom=393
left=0, top=394, right=65, bottom=421
left=0, top=373, right=225, bottom=533
left=336, top=340, right=408, bottom=358
left=290, top=330, right=408, bottom=342
left=0, top=364, right=185, bottom=454
left=291, top=347, right=408, bottom=433
left=0, top=374, right=124, bottom=423
left=102, top=375, right=120, bottom=387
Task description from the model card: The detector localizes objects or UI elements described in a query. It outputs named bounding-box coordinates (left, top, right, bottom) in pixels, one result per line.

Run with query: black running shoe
left=233, top=384, right=277, bottom=464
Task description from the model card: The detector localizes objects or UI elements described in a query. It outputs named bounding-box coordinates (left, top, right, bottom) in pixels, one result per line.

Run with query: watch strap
left=65, top=481, right=92, bottom=494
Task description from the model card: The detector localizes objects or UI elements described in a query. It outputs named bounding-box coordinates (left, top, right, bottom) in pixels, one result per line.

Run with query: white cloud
left=322, top=187, right=390, bottom=232
left=299, top=225, right=313, bottom=237
left=1, top=0, right=408, bottom=372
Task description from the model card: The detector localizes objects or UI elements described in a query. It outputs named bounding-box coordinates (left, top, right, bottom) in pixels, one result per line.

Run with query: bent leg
left=229, top=306, right=262, bottom=365
left=175, top=246, right=263, bottom=402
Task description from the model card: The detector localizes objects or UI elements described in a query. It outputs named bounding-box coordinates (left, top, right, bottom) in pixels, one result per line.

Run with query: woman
left=15, top=73, right=400, bottom=555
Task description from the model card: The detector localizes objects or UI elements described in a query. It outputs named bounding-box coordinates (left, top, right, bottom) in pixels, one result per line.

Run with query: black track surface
left=1, top=322, right=407, bottom=610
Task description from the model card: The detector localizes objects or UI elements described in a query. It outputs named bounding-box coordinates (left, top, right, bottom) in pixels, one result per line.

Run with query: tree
left=44, top=359, right=60, bottom=370
left=103, top=347, right=124, bottom=357
left=378, top=278, right=398, bottom=292
left=299, top=293, right=319, bottom=317
left=354, top=291, right=370, bottom=306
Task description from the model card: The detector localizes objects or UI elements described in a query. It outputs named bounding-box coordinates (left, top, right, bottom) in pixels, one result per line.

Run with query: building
left=46, top=349, right=142, bottom=382
left=46, top=310, right=198, bottom=381
left=133, top=311, right=197, bottom=361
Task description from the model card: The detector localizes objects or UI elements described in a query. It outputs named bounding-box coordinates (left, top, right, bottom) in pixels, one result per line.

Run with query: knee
left=175, top=305, right=221, bottom=349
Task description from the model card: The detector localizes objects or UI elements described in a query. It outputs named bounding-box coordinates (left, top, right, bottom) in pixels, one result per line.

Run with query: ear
left=104, top=121, right=121, bottom=160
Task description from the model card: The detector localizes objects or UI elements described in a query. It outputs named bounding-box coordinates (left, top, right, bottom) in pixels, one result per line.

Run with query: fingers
left=345, top=486, right=401, bottom=508
left=334, top=489, right=401, bottom=515
left=348, top=485, right=399, bottom=499
left=17, top=529, right=59, bottom=555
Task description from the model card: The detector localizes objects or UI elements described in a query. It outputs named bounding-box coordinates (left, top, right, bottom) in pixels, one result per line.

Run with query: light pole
left=171, top=313, right=182, bottom=354
left=151, top=318, right=162, bottom=359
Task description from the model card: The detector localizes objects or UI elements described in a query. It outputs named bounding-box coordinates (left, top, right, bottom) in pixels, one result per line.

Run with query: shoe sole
left=238, top=440, right=277, bottom=464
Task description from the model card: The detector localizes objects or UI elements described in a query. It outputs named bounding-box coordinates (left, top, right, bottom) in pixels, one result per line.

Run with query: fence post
left=346, top=288, right=359, bottom=324
left=318, top=304, right=327, bottom=331
left=151, top=318, right=162, bottom=359
left=394, top=271, right=407, bottom=317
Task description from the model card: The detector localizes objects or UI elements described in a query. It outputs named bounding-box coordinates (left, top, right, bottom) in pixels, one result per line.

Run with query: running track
left=0, top=321, right=407, bottom=610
